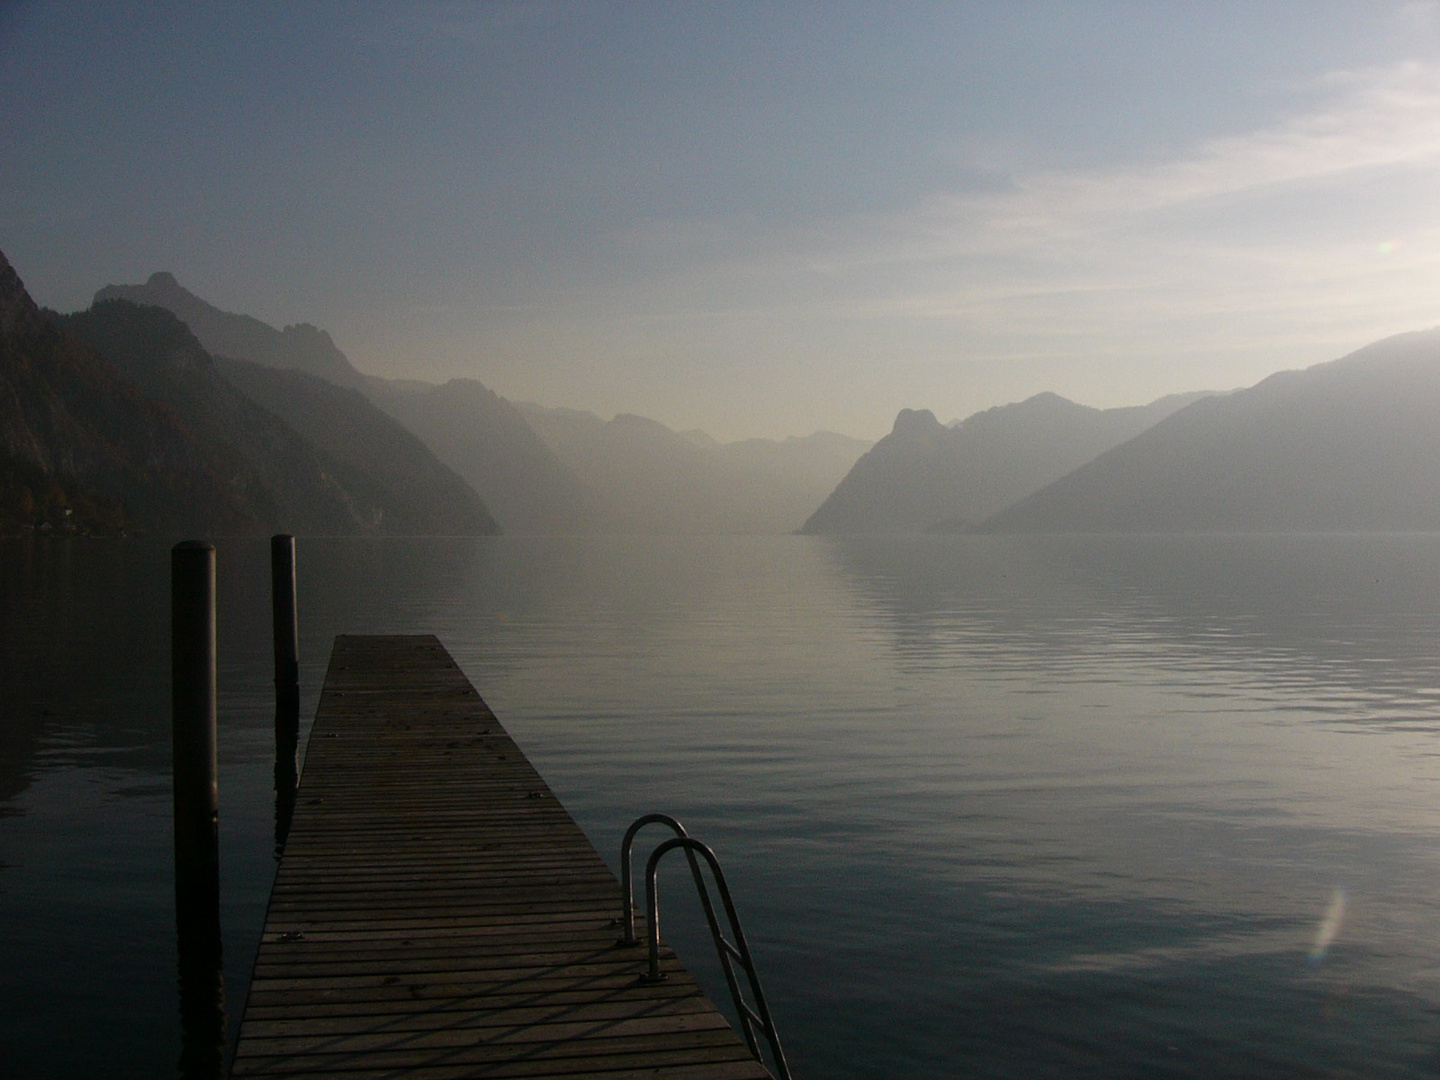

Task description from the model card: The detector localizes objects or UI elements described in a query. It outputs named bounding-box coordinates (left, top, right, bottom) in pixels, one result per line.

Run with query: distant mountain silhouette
left=98, top=272, right=594, bottom=534
left=803, top=391, right=1204, bottom=533
left=211, top=357, right=498, bottom=535
left=57, top=300, right=497, bottom=535
left=716, top=430, right=874, bottom=526
left=1, top=251, right=262, bottom=535
left=93, top=264, right=876, bottom=534
left=518, top=403, right=870, bottom=534
left=364, top=377, right=593, bottom=534
left=981, top=329, right=1440, bottom=533
left=95, top=272, right=368, bottom=389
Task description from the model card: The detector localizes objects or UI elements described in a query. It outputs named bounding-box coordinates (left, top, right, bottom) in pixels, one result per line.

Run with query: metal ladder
left=620, top=814, right=792, bottom=1080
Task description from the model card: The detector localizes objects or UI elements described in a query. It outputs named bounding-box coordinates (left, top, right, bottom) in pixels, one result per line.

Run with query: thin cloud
left=481, top=57, right=1440, bottom=430
left=613, top=62, right=1440, bottom=299
left=916, top=61, right=1440, bottom=254
left=850, top=61, right=1440, bottom=344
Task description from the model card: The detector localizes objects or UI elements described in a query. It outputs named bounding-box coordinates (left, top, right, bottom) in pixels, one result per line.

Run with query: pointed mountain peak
left=1020, top=391, right=1076, bottom=408
left=891, top=408, right=943, bottom=437
left=95, top=270, right=201, bottom=310
left=92, top=272, right=367, bottom=390
left=126, top=270, right=194, bottom=305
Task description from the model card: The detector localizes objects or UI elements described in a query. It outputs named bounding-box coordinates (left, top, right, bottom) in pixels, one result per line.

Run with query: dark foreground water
left=4, top=533, right=1440, bottom=1078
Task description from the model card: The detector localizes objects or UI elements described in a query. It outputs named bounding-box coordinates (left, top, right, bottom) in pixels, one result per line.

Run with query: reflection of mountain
left=0, top=549, right=50, bottom=805
left=803, top=392, right=1203, bottom=534
left=818, top=533, right=1440, bottom=711
left=984, top=329, right=1440, bottom=533
left=0, top=539, right=173, bottom=811
left=518, top=403, right=870, bottom=534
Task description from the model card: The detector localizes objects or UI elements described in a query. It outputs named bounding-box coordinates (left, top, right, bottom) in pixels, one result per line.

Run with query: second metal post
left=270, top=534, right=299, bottom=716
left=271, top=534, right=300, bottom=853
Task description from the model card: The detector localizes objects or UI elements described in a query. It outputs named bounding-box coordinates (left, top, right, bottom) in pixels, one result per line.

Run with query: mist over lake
left=5, top=533, right=1440, bottom=1078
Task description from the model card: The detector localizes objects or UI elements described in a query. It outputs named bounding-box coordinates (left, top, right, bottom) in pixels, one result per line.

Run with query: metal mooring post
left=171, top=540, right=225, bottom=1078
left=270, top=534, right=300, bottom=853
left=271, top=534, right=299, bottom=716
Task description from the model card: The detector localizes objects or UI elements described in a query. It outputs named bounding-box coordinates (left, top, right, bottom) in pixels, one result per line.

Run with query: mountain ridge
left=363, top=376, right=594, bottom=534
left=94, top=269, right=873, bottom=534
left=2, top=252, right=269, bottom=534
left=980, top=327, right=1440, bottom=533
left=57, top=299, right=498, bottom=535
left=212, top=355, right=499, bottom=535
left=95, top=272, right=593, bottom=533
left=95, top=272, right=368, bottom=389
left=516, top=401, right=870, bottom=534
left=802, top=390, right=1207, bottom=534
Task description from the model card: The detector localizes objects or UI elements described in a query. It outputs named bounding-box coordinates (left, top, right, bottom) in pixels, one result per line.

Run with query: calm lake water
left=5, top=533, right=1440, bottom=1078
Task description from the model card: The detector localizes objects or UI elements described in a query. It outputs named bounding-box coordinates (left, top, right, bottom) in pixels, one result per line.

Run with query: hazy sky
left=5, top=2, right=1440, bottom=440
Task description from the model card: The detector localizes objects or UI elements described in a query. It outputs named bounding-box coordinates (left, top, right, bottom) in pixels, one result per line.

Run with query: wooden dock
left=230, top=634, right=774, bottom=1079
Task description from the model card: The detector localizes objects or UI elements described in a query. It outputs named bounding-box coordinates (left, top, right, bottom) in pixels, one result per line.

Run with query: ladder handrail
left=618, top=813, right=692, bottom=947
left=644, top=835, right=792, bottom=1080
left=621, top=815, right=758, bottom=1062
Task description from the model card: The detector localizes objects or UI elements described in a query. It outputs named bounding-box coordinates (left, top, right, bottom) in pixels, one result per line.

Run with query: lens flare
left=1309, top=886, right=1346, bottom=963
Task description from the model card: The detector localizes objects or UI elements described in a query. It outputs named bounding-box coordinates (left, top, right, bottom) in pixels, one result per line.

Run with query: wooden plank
left=230, top=634, right=772, bottom=1079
